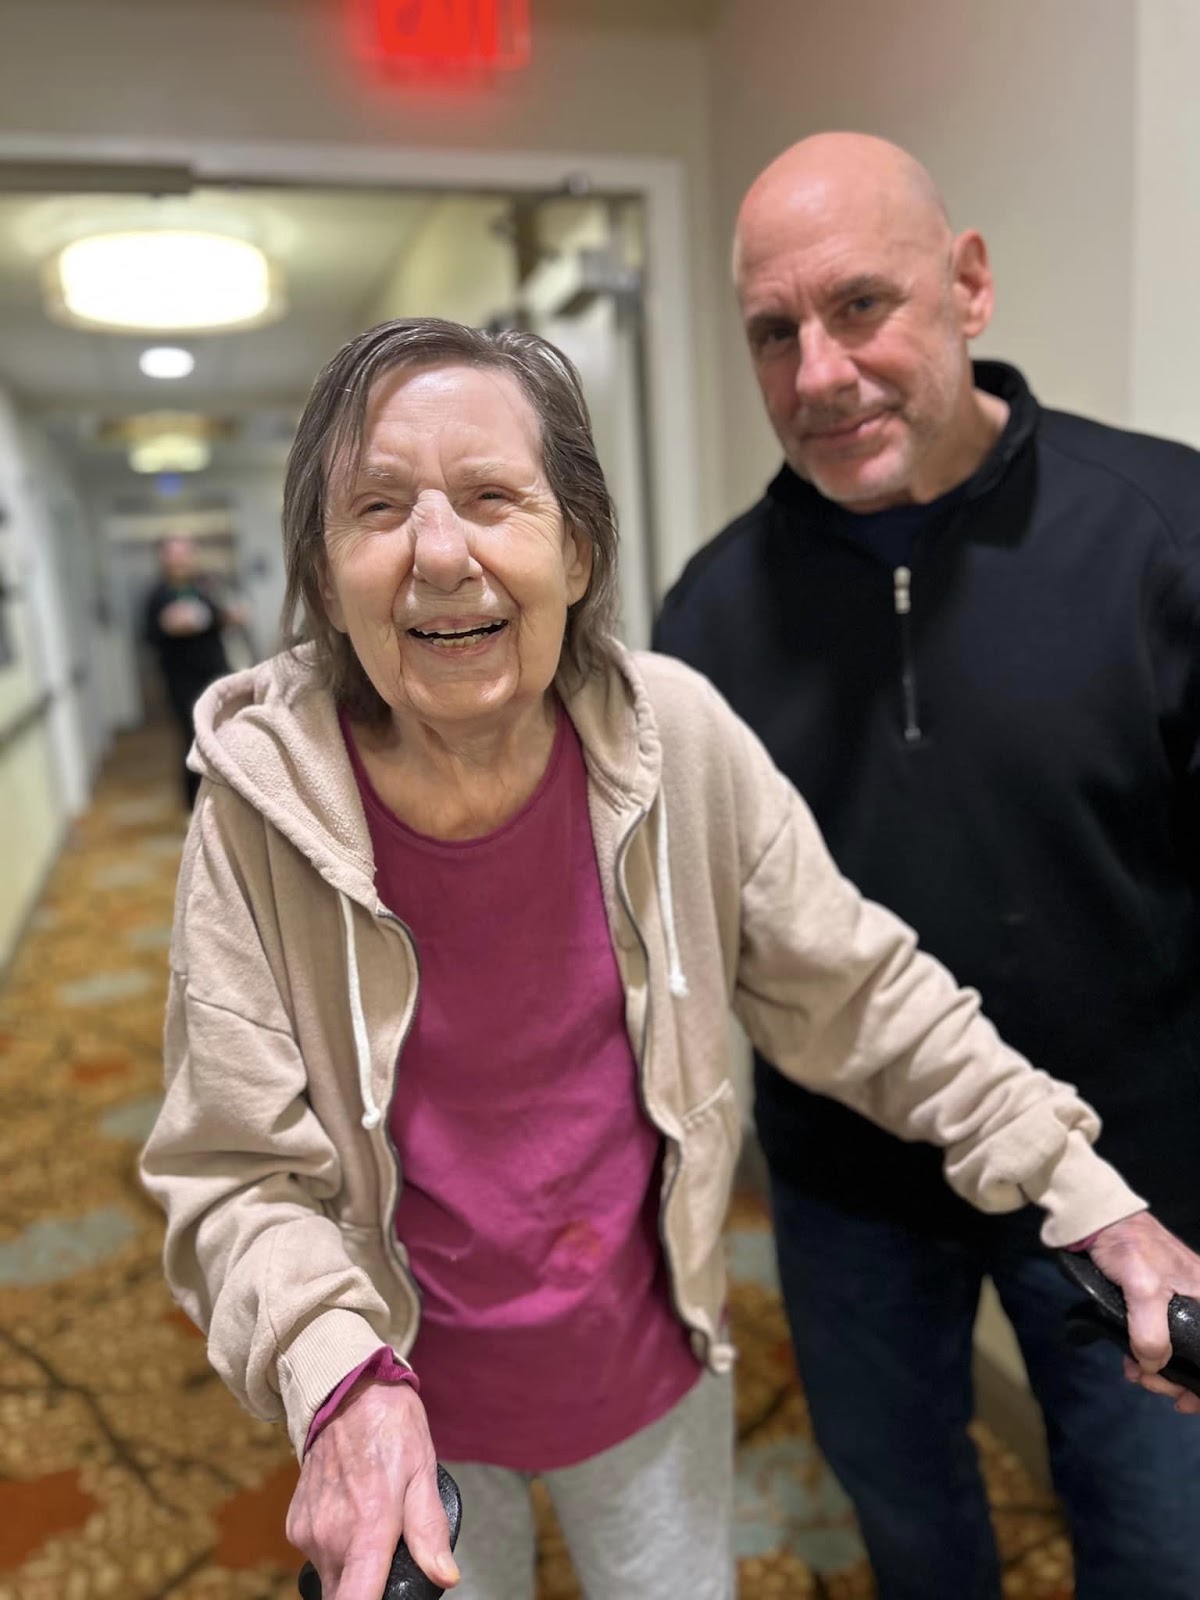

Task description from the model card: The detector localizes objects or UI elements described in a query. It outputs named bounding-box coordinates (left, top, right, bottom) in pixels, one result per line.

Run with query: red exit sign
left=359, top=0, right=531, bottom=71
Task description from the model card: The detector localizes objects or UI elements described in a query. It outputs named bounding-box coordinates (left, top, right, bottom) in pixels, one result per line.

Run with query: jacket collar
left=766, top=359, right=1039, bottom=519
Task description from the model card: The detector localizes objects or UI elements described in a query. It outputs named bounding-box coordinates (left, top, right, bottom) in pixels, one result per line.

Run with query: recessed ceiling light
left=129, top=432, right=212, bottom=474
left=47, top=230, right=284, bottom=332
left=139, top=346, right=195, bottom=380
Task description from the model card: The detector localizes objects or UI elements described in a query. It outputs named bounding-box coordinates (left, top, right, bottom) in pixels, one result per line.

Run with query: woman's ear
left=317, top=550, right=347, bottom=634
left=564, top=526, right=594, bottom=606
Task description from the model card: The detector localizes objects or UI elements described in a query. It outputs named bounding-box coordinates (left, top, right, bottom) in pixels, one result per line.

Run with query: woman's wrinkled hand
left=286, top=1378, right=460, bottom=1598
left=1087, top=1210, right=1200, bottom=1416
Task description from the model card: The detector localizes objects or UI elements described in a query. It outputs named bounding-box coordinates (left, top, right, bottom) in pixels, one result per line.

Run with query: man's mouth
left=804, top=411, right=885, bottom=442
left=407, top=620, right=508, bottom=649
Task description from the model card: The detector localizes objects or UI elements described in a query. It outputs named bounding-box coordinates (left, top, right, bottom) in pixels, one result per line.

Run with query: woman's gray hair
left=280, top=317, right=621, bottom=722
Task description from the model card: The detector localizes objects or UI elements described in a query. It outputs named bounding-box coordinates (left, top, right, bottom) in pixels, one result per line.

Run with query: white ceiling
left=0, top=185, right=438, bottom=412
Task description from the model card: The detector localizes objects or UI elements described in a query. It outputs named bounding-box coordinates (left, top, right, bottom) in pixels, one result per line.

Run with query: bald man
left=655, top=134, right=1200, bottom=1599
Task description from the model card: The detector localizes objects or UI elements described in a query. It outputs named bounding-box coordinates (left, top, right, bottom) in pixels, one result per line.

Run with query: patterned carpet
left=0, top=725, right=1074, bottom=1599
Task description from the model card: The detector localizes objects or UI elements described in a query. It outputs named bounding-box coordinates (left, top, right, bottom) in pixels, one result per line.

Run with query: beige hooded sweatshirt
left=141, top=641, right=1144, bottom=1456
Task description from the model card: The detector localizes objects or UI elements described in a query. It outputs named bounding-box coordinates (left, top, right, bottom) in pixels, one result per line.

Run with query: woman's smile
left=406, top=617, right=510, bottom=653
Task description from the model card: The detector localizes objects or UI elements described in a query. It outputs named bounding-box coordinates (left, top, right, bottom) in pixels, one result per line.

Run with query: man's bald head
left=731, top=132, right=1001, bottom=510
left=734, top=133, right=952, bottom=288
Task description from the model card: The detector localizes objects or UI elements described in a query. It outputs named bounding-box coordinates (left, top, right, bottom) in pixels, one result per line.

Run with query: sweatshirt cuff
left=303, top=1346, right=418, bottom=1457
left=277, top=1307, right=412, bottom=1458
left=1025, top=1128, right=1148, bottom=1248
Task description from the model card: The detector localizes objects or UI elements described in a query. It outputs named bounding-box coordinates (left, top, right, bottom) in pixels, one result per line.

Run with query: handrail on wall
left=0, top=665, right=89, bottom=757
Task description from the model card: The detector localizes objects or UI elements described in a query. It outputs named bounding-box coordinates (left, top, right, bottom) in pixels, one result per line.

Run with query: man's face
left=161, top=538, right=197, bottom=584
left=736, top=188, right=985, bottom=509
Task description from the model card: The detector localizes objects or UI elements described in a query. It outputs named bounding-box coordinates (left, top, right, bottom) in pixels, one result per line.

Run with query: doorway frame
left=0, top=130, right=704, bottom=599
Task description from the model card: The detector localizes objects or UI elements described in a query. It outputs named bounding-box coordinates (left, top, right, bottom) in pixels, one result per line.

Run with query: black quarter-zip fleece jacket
left=654, top=362, right=1200, bottom=1245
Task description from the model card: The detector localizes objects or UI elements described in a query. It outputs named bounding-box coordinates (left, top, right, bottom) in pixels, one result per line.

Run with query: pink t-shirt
left=339, top=708, right=699, bottom=1470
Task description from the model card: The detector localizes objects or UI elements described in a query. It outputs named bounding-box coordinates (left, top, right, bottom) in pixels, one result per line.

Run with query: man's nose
left=411, top=496, right=478, bottom=590
left=795, top=321, right=858, bottom=405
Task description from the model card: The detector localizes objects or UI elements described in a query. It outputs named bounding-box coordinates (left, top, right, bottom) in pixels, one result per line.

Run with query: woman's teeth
left=409, top=621, right=506, bottom=649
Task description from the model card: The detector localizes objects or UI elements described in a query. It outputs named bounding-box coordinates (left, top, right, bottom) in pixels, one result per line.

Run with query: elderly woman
left=141, top=318, right=1200, bottom=1600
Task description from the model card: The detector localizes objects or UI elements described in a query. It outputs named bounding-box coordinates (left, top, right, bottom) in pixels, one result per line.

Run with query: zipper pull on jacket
left=893, top=565, right=923, bottom=745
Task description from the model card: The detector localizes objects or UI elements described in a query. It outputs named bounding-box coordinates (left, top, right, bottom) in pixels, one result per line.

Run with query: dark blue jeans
left=769, top=1176, right=1200, bottom=1600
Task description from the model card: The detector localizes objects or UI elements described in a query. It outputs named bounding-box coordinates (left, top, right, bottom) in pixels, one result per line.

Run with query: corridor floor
left=0, top=726, right=1071, bottom=1599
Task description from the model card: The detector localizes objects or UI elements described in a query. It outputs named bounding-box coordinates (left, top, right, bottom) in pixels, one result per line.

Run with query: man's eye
left=753, top=324, right=794, bottom=352
left=844, top=295, right=880, bottom=317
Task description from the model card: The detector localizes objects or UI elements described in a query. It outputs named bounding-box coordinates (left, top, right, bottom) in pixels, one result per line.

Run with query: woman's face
left=321, top=363, right=592, bottom=735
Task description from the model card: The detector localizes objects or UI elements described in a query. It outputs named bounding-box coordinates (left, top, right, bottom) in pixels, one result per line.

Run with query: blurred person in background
left=654, top=131, right=1200, bottom=1600
left=141, top=318, right=1200, bottom=1600
left=143, top=534, right=246, bottom=808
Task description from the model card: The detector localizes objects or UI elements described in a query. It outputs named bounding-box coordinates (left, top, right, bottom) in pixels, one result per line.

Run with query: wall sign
left=358, top=0, right=531, bottom=71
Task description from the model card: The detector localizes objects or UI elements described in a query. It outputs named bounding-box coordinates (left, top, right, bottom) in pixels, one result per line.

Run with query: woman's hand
left=1087, top=1210, right=1200, bottom=1416
left=287, top=1377, right=460, bottom=1597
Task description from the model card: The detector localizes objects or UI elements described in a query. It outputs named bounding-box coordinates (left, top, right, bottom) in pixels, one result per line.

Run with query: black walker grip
left=297, top=1463, right=462, bottom=1600
left=1055, top=1248, right=1200, bottom=1399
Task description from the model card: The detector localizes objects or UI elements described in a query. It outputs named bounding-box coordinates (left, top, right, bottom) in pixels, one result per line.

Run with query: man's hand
left=1086, top=1210, right=1200, bottom=1415
left=286, top=1377, right=460, bottom=1598
left=158, top=597, right=211, bottom=636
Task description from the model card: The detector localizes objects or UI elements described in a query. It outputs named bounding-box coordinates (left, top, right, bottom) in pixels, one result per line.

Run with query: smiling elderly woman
left=141, top=318, right=1189, bottom=1600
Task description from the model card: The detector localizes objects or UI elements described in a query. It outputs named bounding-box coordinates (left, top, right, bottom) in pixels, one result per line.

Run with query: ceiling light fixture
left=139, top=346, right=195, bottom=380
left=97, top=410, right=228, bottom=475
left=46, top=231, right=284, bottom=332
left=129, top=432, right=212, bottom=475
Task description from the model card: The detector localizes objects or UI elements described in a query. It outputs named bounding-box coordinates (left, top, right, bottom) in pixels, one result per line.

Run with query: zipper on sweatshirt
left=893, top=565, right=923, bottom=745
left=614, top=806, right=719, bottom=1368
left=370, top=906, right=425, bottom=1321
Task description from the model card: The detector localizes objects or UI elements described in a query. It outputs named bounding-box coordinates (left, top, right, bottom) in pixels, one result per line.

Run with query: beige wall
left=0, top=1, right=704, bottom=154
left=1131, top=0, right=1200, bottom=446
left=0, top=387, right=70, bottom=970
left=705, top=0, right=1138, bottom=522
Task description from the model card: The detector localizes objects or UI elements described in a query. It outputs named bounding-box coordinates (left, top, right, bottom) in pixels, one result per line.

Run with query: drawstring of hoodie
left=339, top=892, right=383, bottom=1130
left=655, top=793, right=690, bottom=999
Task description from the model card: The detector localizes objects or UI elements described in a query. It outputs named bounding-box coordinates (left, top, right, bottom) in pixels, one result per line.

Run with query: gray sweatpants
left=443, top=1370, right=734, bottom=1599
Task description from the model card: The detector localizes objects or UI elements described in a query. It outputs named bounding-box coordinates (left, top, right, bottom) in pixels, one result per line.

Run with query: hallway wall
left=1131, top=0, right=1200, bottom=445
left=0, top=384, right=96, bottom=968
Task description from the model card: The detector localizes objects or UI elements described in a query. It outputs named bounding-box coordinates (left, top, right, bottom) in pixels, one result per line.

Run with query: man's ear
left=952, top=229, right=995, bottom=340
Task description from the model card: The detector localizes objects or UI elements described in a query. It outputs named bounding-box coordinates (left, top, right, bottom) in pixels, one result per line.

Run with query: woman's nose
left=411, top=496, right=478, bottom=590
